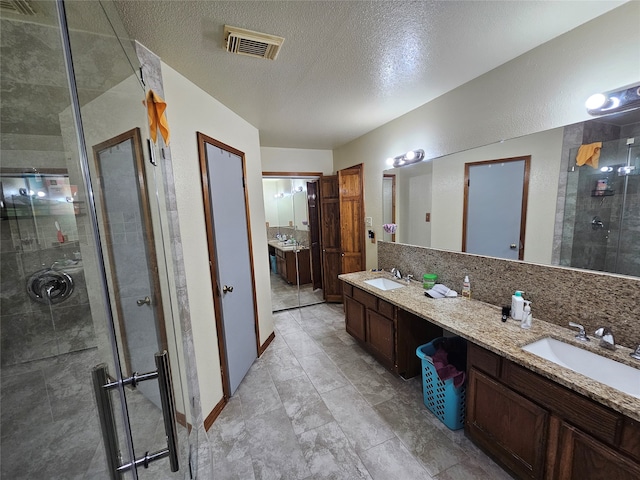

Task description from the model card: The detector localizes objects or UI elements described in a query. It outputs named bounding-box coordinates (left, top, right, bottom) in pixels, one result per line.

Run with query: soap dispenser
left=511, top=291, right=524, bottom=320
left=521, top=301, right=532, bottom=329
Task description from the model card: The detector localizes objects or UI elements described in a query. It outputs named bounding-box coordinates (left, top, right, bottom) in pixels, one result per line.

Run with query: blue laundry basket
left=416, top=338, right=466, bottom=430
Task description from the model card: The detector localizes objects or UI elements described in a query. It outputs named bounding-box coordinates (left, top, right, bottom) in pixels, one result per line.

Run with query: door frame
left=462, top=156, right=530, bottom=261
left=197, top=132, right=260, bottom=400
left=91, top=127, right=168, bottom=375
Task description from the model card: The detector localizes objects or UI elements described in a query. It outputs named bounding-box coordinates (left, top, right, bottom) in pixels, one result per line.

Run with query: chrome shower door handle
left=92, top=351, right=179, bottom=479
left=155, top=351, right=179, bottom=472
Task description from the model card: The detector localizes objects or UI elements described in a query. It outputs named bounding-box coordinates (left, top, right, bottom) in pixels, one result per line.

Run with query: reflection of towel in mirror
left=576, top=142, right=602, bottom=169
left=382, top=223, right=397, bottom=234
left=432, top=347, right=465, bottom=388
left=146, top=89, right=170, bottom=145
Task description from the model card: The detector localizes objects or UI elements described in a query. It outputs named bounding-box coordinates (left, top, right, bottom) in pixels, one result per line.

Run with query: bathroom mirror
left=383, top=109, right=640, bottom=278
left=263, top=175, right=324, bottom=311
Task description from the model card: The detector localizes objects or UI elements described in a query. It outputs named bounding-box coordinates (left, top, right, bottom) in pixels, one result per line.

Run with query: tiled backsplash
left=378, top=241, right=640, bottom=349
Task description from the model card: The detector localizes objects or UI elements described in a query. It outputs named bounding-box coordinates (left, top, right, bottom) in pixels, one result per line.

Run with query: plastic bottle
left=521, top=301, right=532, bottom=329
left=462, top=275, right=471, bottom=299
left=511, top=291, right=524, bottom=320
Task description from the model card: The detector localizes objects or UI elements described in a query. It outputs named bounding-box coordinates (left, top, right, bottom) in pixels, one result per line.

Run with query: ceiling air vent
left=224, top=25, right=284, bottom=60
left=0, top=0, right=36, bottom=15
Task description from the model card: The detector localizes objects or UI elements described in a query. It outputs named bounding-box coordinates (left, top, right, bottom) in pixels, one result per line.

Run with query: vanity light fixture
left=586, top=83, right=640, bottom=116
left=390, top=149, right=425, bottom=168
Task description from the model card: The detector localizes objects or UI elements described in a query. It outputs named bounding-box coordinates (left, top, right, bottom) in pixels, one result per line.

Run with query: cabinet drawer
left=353, top=287, right=377, bottom=310
left=378, top=299, right=395, bottom=319
left=342, top=282, right=353, bottom=298
left=467, top=342, right=501, bottom=378
left=502, top=361, right=620, bottom=445
left=620, top=418, right=640, bottom=462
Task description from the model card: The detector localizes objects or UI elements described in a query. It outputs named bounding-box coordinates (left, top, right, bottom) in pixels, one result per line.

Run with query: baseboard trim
left=204, top=396, right=227, bottom=431
left=259, top=331, right=276, bottom=355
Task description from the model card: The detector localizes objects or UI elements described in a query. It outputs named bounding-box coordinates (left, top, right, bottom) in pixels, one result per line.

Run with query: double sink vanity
left=339, top=271, right=640, bottom=480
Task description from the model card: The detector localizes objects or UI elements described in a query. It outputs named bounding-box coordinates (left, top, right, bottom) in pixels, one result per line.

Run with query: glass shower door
left=0, top=1, right=192, bottom=478
left=560, top=139, right=640, bottom=277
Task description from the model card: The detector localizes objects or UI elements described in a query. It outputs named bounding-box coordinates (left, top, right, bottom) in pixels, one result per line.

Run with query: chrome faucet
left=569, top=322, right=589, bottom=342
left=390, top=268, right=402, bottom=279
left=630, top=345, right=640, bottom=361
left=594, top=327, right=616, bottom=351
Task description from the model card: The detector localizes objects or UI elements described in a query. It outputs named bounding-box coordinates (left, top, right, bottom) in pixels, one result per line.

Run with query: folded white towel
left=425, top=284, right=458, bottom=298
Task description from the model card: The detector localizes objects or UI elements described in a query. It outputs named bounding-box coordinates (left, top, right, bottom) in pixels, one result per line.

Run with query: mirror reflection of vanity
left=383, top=108, right=640, bottom=278
left=263, top=175, right=324, bottom=311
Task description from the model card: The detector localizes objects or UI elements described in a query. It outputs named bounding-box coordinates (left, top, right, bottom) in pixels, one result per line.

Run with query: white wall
left=333, top=2, right=640, bottom=269
left=162, top=63, right=273, bottom=418
left=261, top=147, right=334, bottom=175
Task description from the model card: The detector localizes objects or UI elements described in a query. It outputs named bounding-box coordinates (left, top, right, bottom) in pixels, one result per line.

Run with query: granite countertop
left=339, top=271, right=640, bottom=422
left=268, top=240, right=307, bottom=252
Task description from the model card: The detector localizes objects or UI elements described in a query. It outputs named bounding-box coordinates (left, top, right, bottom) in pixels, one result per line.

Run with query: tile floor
left=208, top=303, right=514, bottom=480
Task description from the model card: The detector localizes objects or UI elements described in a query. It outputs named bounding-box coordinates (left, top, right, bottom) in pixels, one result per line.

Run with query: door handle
left=510, top=244, right=517, bottom=250
left=136, top=296, right=151, bottom=306
left=223, top=285, right=234, bottom=293
left=92, top=351, right=179, bottom=478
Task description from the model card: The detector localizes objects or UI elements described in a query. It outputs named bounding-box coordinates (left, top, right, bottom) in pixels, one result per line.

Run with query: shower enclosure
left=560, top=138, right=640, bottom=276
left=1, top=1, right=194, bottom=478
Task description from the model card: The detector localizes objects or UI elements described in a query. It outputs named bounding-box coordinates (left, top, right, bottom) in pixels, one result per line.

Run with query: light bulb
left=405, top=150, right=416, bottom=161
left=585, top=93, right=607, bottom=110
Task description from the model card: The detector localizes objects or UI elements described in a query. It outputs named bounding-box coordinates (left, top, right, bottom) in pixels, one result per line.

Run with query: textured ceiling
left=112, top=0, right=626, bottom=149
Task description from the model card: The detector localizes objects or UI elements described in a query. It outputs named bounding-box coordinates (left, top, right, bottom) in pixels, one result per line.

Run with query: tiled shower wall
left=0, top=235, right=95, bottom=366
left=378, top=241, right=640, bottom=349
left=554, top=120, right=640, bottom=277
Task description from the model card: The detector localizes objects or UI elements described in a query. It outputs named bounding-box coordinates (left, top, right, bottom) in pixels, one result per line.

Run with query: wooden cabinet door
left=366, top=309, right=394, bottom=368
left=556, top=422, right=640, bottom=480
left=344, top=296, right=365, bottom=343
left=320, top=175, right=343, bottom=301
left=338, top=165, right=365, bottom=274
left=466, top=368, right=548, bottom=479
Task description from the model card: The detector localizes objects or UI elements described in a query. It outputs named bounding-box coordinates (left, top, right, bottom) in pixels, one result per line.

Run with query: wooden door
left=198, top=133, right=259, bottom=398
left=320, top=175, right=342, bottom=302
left=463, top=156, right=530, bottom=260
left=338, top=164, right=365, bottom=274
left=307, top=181, right=322, bottom=290
left=466, top=368, right=548, bottom=479
left=555, top=422, right=640, bottom=480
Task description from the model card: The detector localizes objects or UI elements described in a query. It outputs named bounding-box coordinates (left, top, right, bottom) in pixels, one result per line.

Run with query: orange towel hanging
left=576, top=142, right=602, bottom=169
left=146, top=89, right=170, bottom=145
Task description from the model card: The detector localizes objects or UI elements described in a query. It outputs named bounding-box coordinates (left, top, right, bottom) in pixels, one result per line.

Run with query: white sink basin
left=364, top=278, right=405, bottom=291
left=522, top=337, right=640, bottom=398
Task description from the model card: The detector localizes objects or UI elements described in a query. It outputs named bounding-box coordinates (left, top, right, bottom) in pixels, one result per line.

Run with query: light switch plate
left=365, top=217, right=373, bottom=226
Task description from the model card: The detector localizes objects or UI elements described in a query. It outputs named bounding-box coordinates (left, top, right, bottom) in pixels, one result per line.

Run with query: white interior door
left=204, top=142, right=257, bottom=395
left=465, top=158, right=528, bottom=260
